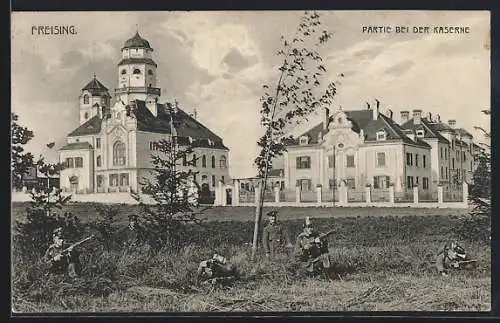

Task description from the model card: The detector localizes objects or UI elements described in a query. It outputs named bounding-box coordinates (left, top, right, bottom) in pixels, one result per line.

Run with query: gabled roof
left=82, top=76, right=110, bottom=96
left=290, top=109, right=430, bottom=148
left=60, top=142, right=93, bottom=150
left=455, top=127, right=473, bottom=138
left=401, top=118, right=450, bottom=144
left=68, top=115, right=102, bottom=137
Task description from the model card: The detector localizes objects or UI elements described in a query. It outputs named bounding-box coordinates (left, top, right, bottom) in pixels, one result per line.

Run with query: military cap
left=266, top=210, right=278, bottom=217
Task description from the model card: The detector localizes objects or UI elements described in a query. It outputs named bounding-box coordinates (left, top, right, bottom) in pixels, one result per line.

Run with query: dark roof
left=66, top=100, right=229, bottom=150
left=290, top=109, right=430, bottom=148
left=117, top=58, right=157, bottom=67
left=68, top=115, right=102, bottom=137
left=400, top=118, right=450, bottom=144
left=122, top=32, right=152, bottom=50
left=130, top=100, right=229, bottom=150
left=60, top=142, right=93, bottom=150
left=82, top=76, right=110, bottom=96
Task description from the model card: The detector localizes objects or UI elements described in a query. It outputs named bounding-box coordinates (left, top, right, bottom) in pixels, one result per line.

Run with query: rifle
left=50, top=235, right=94, bottom=261
left=317, top=230, right=336, bottom=240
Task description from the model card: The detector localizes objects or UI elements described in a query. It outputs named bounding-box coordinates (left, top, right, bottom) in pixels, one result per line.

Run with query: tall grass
left=12, top=213, right=491, bottom=312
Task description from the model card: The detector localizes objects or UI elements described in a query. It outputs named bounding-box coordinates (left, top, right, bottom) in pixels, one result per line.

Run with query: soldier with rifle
left=436, top=241, right=476, bottom=276
left=295, top=217, right=334, bottom=274
left=43, top=227, right=93, bottom=278
left=196, top=253, right=238, bottom=286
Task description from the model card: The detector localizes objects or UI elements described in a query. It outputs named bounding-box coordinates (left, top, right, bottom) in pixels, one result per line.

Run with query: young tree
left=130, top=101, right=204, bottom=250
left=471, top=109, right=491, bottom=217
left=252, top=11, right=341, bottom=260
left=11, top=113, right=35, bottom=190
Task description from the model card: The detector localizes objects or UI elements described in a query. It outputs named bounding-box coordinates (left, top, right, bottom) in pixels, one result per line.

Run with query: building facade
left=399, top=110, right=480, bottom=192
left=59, top=32, right=230, bottom=194
left=280, top=105, right=433, bottom=194
left=276, top=104, right=480, bottom=196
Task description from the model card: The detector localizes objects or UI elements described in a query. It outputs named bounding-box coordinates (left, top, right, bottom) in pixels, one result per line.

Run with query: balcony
left=115, top=86, right=161, bottom=96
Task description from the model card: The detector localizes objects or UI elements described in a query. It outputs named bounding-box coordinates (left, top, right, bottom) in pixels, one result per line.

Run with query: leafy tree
left=130, top=101, right=205, bottom=250
left=14, top=158, right=80, bottom=256
left=251, top=11, right=341, bottom=259
left=11, top=113, right=35, bottom=190
left=455, top=109, right=491, bottom=242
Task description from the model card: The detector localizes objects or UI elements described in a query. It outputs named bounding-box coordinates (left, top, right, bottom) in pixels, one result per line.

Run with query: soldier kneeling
left=295, top=217, right=332, bottom=275
left=435, top=241, right=474, bottom=276
left=44, top=227, right=81, bottom=278
left=196, top=253, right=238, bottom=286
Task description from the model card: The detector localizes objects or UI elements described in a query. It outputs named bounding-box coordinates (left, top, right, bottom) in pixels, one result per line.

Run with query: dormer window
left=376, top=130, right=387, bottom=141
left=337, top=117, right=343, bottom=124
left=299, top=135, right=309, bottom=145
left=416, top=129, right=425, bottom=138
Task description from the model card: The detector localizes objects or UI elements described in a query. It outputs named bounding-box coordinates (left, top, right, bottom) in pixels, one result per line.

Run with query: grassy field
left=11, top=204, right=491, bottom=312
left=11, top=202, right=469, bottom=224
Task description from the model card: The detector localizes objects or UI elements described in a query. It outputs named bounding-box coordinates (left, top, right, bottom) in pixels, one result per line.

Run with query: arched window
left=83, top=94, right=89, bottom=104
left=202, top=155, right=207, bottom=168
left=113, top=141, right=126, bottom=166
left=96, top=155, right=102, bottom=167
left=133, top=68, right=141, bottom=75
left=192, top=154, right=197, bottom=167
left=220, top=156, right=227, bottom=168
left=211, top=156, right=216, bottom=168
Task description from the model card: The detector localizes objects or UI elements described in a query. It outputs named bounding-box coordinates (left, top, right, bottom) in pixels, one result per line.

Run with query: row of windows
left=440, top=146, right=471, bottom=162
left=406, top=152, right=427, bottom=168
left=182, top=154, right=227, bottom=168
left=82, top=95, right=110, bottom=106
left=96, top=173, right=129, bottom=187
left=65, top=157, right=83, bottom=168
left=406, top=176, right=429, bottom=189
left=295, top=176, right=398, bottom=191
left=296, top=152, right=387, bottom=169
left=198, top=174, right=225, bottom=187
left=121, top=68, right=154, bottom=76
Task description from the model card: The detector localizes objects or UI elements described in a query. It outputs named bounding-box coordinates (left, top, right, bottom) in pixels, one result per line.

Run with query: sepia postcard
left=11, top=10, right=491, bottom=314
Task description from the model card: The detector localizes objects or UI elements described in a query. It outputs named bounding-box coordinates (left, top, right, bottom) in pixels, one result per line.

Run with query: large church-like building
left=58, top=32, right=230, bottom=195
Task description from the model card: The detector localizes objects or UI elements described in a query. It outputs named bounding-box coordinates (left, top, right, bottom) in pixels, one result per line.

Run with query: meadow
left=11, top=203, right=491, bottom=312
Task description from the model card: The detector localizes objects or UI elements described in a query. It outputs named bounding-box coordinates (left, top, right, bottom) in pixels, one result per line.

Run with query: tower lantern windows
left=148, top=69, right=153, bottom=76
left=133, top=68, right=141, bottom=75
left=121, top=69, right=127, bottom=75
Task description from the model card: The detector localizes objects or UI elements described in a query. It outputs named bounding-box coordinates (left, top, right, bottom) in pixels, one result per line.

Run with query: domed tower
left=79, top=74, right=111, bottom=125
left=116, top=31, right=161, bottom=105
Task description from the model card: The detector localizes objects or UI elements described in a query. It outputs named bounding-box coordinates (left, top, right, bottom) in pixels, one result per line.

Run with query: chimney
left=146, top=98, right=157, bottom=117
left=413, top=109, right=422, bottom=125
left=400, top=110, right=410, bottom=124
left=387, top=109, right=393, bottom=120
left=448, top=119, right=456, bottom=128
left=436, top=114, right=441, bottom=123
left=190, top=108, right=198, bottom=120
left=324, top=107, right=330, bottom=130
left=427, top=112, right=432, bottom=122
left=372, top=100, right=379, bottom=120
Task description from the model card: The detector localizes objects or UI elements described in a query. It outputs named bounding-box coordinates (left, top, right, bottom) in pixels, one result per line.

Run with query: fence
left=222, top=181, right=470, bottom=209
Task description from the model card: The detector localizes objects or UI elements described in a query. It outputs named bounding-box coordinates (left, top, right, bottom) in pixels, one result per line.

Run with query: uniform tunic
left=295, top=231, right=331, bottom=272
left=262, top=222, right=292, bottom=257
left=44, top=241, right=80, bottom=277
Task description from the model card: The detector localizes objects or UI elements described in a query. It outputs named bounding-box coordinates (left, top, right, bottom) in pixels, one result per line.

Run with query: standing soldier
left=124, top=214, right=141, bottom=246
left=295, top=217, right=332, bottom=274
left=44, top=227, right=81, bottom=278
left=262, top=210, right=293, bottom=259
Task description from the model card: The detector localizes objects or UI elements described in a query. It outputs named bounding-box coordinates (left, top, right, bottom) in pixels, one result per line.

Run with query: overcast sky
left=11, top=11, right=490, bottom=178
